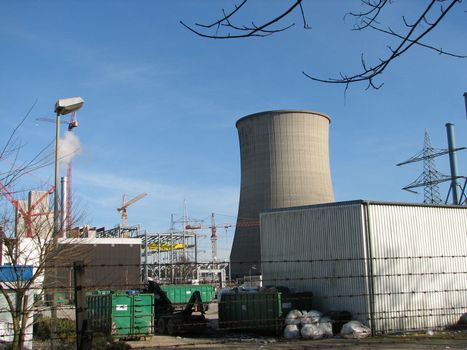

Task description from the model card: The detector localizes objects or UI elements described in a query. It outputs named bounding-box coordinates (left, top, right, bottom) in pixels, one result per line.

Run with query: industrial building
left=260, top=200, right=467, bottom=333
left=231, top=110, right=335, bottom=277
left=0, top=266, right=34, bottom=349
left=50, top=237, right=142, bottom=301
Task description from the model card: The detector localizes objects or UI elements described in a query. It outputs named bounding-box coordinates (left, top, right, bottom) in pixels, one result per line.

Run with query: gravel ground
left=126, top=333, right=467, bottom=350
left=126, top=303, right=467, bottom=350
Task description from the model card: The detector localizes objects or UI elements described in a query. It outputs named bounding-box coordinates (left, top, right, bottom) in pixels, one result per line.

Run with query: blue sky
left=0, top=1, right=466, bottom=260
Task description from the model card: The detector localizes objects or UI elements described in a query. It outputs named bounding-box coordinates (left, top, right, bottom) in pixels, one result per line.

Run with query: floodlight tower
left=53, top=97, right=84, bottom=237
left=52, top=96, right=84, bottom=350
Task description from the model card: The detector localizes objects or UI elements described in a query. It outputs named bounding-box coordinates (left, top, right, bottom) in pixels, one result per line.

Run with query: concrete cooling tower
left=230, top=110, right=335, bottom=277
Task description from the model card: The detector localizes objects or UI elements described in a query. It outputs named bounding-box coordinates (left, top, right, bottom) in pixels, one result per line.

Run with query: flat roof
left=262, top=199, right=467, bottom=215
left=59, top=237, right=142, bottom=245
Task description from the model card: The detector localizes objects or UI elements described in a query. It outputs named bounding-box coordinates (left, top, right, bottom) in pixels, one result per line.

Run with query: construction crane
left=36, top=112, right=78, bottom=131
left=185, top=214, right=259, bottom=264
left=117, top=193, right=148, bottom=227
left=0, top=181, right=54, bottom=237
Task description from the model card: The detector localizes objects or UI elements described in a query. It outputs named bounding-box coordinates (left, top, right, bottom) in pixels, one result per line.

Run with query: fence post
left=74, top=260, right=91, bottom=350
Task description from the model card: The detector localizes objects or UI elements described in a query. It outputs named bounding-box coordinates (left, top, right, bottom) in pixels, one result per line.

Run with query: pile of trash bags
left=283, top=309, right=371, bottom=340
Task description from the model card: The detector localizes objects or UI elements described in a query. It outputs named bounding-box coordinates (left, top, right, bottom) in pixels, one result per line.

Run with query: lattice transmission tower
left=397, top=130, right=451, bottom=204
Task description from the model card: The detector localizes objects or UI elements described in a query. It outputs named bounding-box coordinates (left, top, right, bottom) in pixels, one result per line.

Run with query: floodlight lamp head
left=54, top=97, right=84, bottom=116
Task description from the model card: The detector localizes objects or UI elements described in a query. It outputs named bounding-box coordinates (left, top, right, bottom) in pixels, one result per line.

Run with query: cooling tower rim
left=236, top=109, right=331, bottom=128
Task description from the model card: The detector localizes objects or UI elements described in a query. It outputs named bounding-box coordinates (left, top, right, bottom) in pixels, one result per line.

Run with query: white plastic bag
left=340, top=321, right=371, bottom=339
left=318, top=321, right=333, bottom=337
left=301, top=310, right=322, bottom=325
left=283, top=324, right=300, bottom=339
left=301, top=324, right=324, bottom=339
left=285, top=309, right=303, bottom=325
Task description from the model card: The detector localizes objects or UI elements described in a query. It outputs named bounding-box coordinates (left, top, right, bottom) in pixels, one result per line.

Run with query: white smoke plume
left=60, top=131, right=82, bottom=168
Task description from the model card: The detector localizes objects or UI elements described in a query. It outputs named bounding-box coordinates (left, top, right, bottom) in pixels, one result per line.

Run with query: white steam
left=60, top=131, right=82, bottom=168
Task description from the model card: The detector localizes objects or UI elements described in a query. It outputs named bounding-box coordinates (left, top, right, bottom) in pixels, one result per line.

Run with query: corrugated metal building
left=260, top=200, right=467, bottom=333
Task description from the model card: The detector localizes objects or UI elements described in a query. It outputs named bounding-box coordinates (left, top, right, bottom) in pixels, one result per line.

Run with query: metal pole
left=144, top=230, right=148, bottom=284
left=170, top=231, right=174, bottom=283
left=51, top=111, right=61, bottom=350
left=157, top=233, right=161, bottom=281
left=446, top=123, right=459, bottom=204
left=54, top=112, right=61, bottom=237
left=463, top=92, right=467, bottom=119
left=194, top=233, right=198, bottom=268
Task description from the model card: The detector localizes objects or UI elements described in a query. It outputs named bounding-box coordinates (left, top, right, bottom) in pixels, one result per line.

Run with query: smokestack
left=445, top=123, right=459, bottom=205
left=61, top=176, right=68, bottom=237
left=231, top=110, right=335, bottom=277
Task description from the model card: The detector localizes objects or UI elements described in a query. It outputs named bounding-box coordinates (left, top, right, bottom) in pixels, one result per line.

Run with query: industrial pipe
left=463, top=92, right=467, bottom=119
left=446, top=123, right=459, bottom=205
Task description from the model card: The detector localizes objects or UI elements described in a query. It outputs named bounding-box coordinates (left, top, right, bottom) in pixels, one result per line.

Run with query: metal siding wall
left=52, top=242, right=141, bottom=296
left=261, top=204, right=371, bottom=324
left=368, top=204, right=467, bottom=333
left=86, top=244, right=141, bottom=290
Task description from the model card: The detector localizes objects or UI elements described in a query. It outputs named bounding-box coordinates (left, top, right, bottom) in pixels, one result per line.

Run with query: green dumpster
left=160, top=284, right=215, bottom=304
left=87, top=292, right=154, bottom=338
left=218, top=291, right=313, bottom=334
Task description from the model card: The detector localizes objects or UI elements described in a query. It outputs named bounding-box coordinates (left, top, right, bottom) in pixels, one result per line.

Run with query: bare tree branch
left=180, top=0, right=308, bottom=39
left=0, top=100, right=37, bottom=163
left=303, top=0, right=461, bottom=88
left=183, top=0, right=465, bottom=90
left=369, top=24, right=467, bottom=58
left=347, top=0, right=390, bottom=30
left=194, top=0, right=248, bottom=30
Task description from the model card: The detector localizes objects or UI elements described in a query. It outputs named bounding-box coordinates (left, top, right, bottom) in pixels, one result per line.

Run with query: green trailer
left=87, top=292, right=154, bottom=338
left=160, top=284, right=215, bottom=306
left=218, top=291, right=313, bottom=334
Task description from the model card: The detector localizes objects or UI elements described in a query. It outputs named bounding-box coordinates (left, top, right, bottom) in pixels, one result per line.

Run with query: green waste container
left=219, top=292, right=283, bottom=334
left=87, top=292, right=154, bottom=338
left=160, top=284, right=215, bottom=304
left=281, top=292, right=313, bottom=314
left=133, top=294, right=154, bottom=336
left=111, top=294, right=132, bottom=337
left=219, top=292, right=313, bottom=334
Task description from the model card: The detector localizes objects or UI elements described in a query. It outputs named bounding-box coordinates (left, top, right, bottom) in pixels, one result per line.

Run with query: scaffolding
left=96, top=225, right=140, bottom=238
left=96, top=221, right=230, bottom=286
left=139, top=231, right=198, bottom=284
